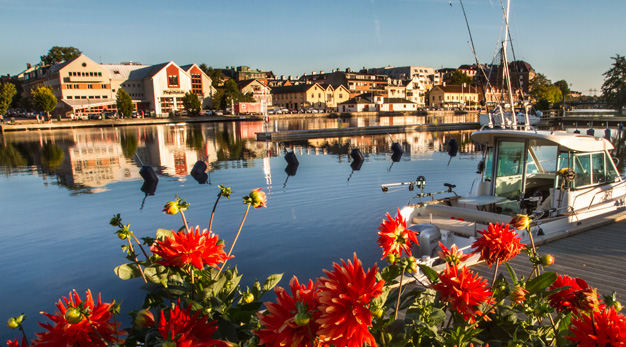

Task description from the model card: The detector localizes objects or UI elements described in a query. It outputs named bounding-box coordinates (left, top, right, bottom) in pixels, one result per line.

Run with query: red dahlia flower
left=33, top=289, right=124, bottom=346
left=437, top=242, right=471, bottom=266
left=431, top=264, right=493, bottom=323
left=377, top=209, right=418, bottom=259
left=548, top=275, right=604, bottom=315
left=6, top=338, right=27, bottom=347
left=255, top=276, right=321, bottom=347
left=151, top=226, right=232, bottom=270
left=567, top=307, right=626, bottom=346
left=471, top=223, right=525, bottom=267
left=158, top=299, right=231, bottom=347
left=316, top=253, right=385, bottom=347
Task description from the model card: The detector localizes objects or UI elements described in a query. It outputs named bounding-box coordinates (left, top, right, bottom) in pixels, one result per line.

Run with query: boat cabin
left=471, top=129, right=623, bottom=217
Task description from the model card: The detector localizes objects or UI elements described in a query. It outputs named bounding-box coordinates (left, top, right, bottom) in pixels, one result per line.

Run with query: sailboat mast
left=501, top=0, right=515, bottom=115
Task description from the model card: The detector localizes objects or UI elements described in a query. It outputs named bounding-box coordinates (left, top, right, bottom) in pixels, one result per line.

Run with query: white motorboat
left=479, top=104, right=542, bottom=127
left=383, top=127, right=626, bottom=266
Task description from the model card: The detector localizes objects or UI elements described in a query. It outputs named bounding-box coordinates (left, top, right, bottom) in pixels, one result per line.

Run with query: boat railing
left=554, top=180, right=626, bottom=215
left=381, top=176, right=458, bottom=205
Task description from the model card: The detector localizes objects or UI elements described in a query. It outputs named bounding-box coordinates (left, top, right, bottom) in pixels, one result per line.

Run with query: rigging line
left=498, top=0, right=517, bottom=63
left=458, top=0, right=492, bottom=97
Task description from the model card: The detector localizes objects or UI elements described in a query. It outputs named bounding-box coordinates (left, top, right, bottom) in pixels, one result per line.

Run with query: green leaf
left=417, top=264, right=439, bottom=283
left=505, top=263, right=518, bottom=285
left=526, top=272, right=557, bottom=294
left=156, top=228, right=173, bottom=240
left=144, top=264, right=171, bottom=285
left=262, top=274, right=283, bottom=293
left=114, top=263, right=143, bottom=280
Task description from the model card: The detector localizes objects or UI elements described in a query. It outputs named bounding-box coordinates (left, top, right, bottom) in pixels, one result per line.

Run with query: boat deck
left=474, top=219, right=626, bottom=301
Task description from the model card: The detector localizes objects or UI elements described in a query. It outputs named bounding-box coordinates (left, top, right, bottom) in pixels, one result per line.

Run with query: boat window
left=605, top=153, right=621, bottom=183
left=591, top=152, right=606, bottom=184
left=573, top=154, right=592, bottom=188
left=494, top=141, right=525, bottom=200
left=483, top=146, right=494, bottom=182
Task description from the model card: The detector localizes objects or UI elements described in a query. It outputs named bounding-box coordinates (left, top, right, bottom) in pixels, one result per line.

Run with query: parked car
left=89, top=114, right=102, bottom=120
left=104, top=112, right=117, bottom=119
left=214, top=110, right=224, bottom=116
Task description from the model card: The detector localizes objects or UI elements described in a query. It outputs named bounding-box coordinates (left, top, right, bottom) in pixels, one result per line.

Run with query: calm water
left=0, top=117, right=622, bottom=341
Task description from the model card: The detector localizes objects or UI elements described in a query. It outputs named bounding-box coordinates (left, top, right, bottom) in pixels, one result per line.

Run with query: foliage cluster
left=116, top=88, right=134, bottom=118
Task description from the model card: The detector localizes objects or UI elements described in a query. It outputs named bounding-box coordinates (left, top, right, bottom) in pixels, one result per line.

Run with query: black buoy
left=285, top=151, right=299, bottom=166
left=391, top=142, right=403, bottom=155
left=605, top=128, right=611, bottom=140
left=139, top=166, right=158, bottom=183
left=141, top=180, right=158, bottom=196
left=587, top=128, right=595, bottom=136
left=391, top=151, right=402, bottom=163
left=350, top=160, right=363, bottom=171
left=619, top=123, right=624, bottom=134
left=448, top=139, right=458, bottom=157
left=190, top=161, right=209, bottom=184
left=350, top=148, right=363, bottom=162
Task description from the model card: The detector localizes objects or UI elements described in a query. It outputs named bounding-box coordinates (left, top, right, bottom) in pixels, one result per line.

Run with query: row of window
left=66, top=95, right=109, bottom=99
left=66, top=84, right=108, bottom=89
left=69, top=71, right=103, bottom=77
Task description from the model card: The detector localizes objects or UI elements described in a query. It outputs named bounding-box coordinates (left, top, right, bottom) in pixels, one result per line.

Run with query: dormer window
left=168, top=75, right=179, bottom=87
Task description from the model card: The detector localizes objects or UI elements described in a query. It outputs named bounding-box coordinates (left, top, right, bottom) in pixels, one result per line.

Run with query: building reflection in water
left=0, top=121, right=482, bottom=194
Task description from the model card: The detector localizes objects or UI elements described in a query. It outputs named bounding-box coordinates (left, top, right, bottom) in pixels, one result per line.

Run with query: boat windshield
left=557, top=151, right=621, bottom=189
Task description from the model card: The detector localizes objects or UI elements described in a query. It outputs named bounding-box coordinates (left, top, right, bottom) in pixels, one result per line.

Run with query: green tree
left=0, top=81, right=17, bottom=116
left=554, top=80, right=571, bottom=98
left=529, top=73, right=562, bottom=109
left=182, top=91, right=201, bottom=116
left=200, top=64, right=223, bottom=87
left=449, top=70, right=473, bottom=85
left=212, top=80, right=255, bottom=110
left=40, top=46, right=82, bottom=66
left=601, top=54, right=626, bottom=111
left=31, top=85, right=57, bottom=118
left=116, top=88, right=134, bottom=118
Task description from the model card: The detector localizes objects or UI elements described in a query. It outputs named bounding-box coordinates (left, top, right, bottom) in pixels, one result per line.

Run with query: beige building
left=271, top=83, right=348, bottom=111
left=23, top=54, right=214, bottom=117
left=237, top=79, right=272, bottom=106
left=427, top=85, right=479, bottom=109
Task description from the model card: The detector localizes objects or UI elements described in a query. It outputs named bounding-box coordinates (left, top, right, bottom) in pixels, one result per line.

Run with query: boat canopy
left=471, top=129, right=614, bottom=153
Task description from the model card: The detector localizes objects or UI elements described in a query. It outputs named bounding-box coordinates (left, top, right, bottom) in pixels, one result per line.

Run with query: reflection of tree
left=121, top=133, right=138, bottom=159
left=0, top=144, right=27, bottom=171
left=215, top=128, right=244, bottom=160
left=186, top=126, right=204, bottom=151
left=41, top=143, right=64, bottom=167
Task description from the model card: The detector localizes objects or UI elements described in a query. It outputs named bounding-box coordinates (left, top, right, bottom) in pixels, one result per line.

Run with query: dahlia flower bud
left=509, top=285, right=529, bottom=305
left=64, top=307, right=83, bottom=324
left=540, top=254, right=555, bottom=267
left=7, top=317, right=19, bottom=329
left=575, top=288, right=600, bottom=312
left=163, top=201, right=180, bottom=215
left=244, top=188, right=267, bottom=208
left=510, top=214, right=530, bottom=230
left=134, top=309, right=155, bottom=328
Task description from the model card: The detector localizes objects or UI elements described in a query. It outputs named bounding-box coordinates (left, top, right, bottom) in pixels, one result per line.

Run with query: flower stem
left=127, top=238, right=147, bottom=283
left=394, top=269, right=405, bottom=320
left=217, top=204, right=251, bottom=276
left=527, top=226, right=540, bottom=278
left=209, top=194, right=222, bottom=232
left=180, top=210, right=190, bottom=232
left=491, top=262, right=499, bottom=288
left=18, top=325, right=28, bottom=346
left=130, top=232, right=150, bottom=263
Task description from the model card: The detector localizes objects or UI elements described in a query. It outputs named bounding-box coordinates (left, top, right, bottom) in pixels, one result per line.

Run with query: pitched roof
left=270, top=83, right=318, bottom=94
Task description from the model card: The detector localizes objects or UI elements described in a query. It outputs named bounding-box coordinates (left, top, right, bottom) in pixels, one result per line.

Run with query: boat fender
left=391, top=142, right=403, bottom=155
left=604, top=128, right=611, bottom=140
left=285, top=162, right=299, bottom=176
left=191, top=161, right=208, bottom=177
left=586, top=128, right=595, bottom=136
left=391, top=151, right=402, bottom=163
left=573, top=129, right=580, bottom=134
left=350, top=159, right=363, bottom=171
left=408, top=224, right=442, bottom=258
left=350, top=148, right=364, bottom=162
left=448, top=139, right=458, bottom=157
left=141, top=180, right=158, bottom=196
left=285, top=151, right=299, bottom=166
left=139, top=166, right=158, bottom=183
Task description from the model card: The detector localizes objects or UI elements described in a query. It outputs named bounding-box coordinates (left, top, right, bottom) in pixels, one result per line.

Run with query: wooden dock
left=474, top=218, right=626, bottom=301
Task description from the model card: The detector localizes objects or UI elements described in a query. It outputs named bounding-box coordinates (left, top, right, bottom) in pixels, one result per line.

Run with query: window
left=101, top=84, right=107, bottom=89
left=67, top=84, right=72, bottom=89
left=87, top=84, right=93, bottom=89
left=67, top=96, right=73, bottom=99
left=168, top=75, right=179, bottom=86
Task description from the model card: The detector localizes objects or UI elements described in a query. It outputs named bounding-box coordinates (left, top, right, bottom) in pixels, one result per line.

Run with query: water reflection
left=0, top=121, right=484, bottom=193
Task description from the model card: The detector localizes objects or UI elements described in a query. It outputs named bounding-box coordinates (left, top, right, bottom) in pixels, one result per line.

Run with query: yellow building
left=427, top=84, right=479, bottom=109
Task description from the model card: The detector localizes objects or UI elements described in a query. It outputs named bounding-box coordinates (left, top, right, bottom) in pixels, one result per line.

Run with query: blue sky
left=2, top=0, right=624, bottom=94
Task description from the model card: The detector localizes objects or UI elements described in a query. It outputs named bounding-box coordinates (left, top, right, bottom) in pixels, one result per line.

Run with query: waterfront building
left=271, top=83, right=348, bottom=111
left=427, top=84, right=479, bottom=109
left=368, top=66, right=441, bottom=91
left=338, top=93, right=417, bottom=113
left=237, top=79, right=273, bottom=105
left=17, top=54, right=215, bottom=117
left=299, top=69, right=390, bottom=99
